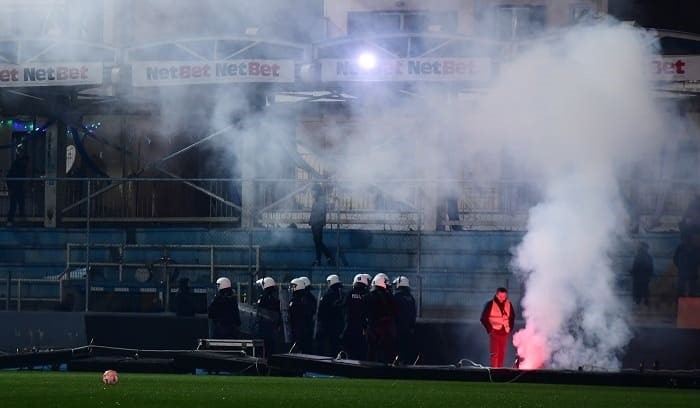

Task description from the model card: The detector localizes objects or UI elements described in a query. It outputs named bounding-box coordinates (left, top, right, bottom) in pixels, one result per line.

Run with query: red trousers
left=489, top=332, right=509, bottom=368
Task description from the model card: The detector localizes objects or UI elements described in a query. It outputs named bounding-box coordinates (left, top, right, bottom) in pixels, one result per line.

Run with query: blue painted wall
left=0, top=227, right=682, bottom=317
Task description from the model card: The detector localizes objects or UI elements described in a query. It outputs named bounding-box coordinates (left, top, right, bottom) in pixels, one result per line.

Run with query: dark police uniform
left=341, top=283, right=369, bottom=360
left=255, top=286, right=281, bottom=356
left=316, top=282, right=344, bottom=356
left=207, top=287, right=241, bottom=339
left=393, top=286, right=417, bottom=364
left=289, top=289, right=316, bottom=354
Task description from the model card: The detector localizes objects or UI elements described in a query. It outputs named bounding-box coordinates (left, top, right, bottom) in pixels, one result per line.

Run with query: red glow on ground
left=513, top=326, right=547, bottom=370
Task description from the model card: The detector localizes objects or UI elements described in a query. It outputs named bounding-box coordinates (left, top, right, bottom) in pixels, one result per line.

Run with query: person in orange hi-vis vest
left=480, top=287, right=516, bottom=368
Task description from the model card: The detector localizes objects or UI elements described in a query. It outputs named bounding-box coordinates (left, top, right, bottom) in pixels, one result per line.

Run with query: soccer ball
left=102, top=369, right=119, bottom=385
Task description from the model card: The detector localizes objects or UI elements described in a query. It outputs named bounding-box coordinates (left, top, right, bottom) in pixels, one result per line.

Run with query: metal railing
left=1, top=272, right=62, bottom=311
left=64, top=243, right=260, bottom=312
left=0, top=176, right=698, bottom=230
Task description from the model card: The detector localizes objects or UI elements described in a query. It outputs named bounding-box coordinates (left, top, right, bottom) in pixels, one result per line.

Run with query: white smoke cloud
left=296, top=18, right=679, bottom=372
left=206, top=18, right=677, bottom=372
left=469, top=23, right=668, bottom=369
left=3, top=1, right=688, bottom=369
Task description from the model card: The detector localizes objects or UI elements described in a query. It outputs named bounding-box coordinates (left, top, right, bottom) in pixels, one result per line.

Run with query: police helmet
left=326, top=274, right=340, bottom=286
left=372, top=273, right=389, bottom=289
left=393, top=276, right=409, bottom=288
left=290, top=277, right=307, bottom=292
left=353, top=274, right=369, bottom=287
left=299, top=276, right=311, bottom=288
left=216, top=277, right=231, bottom=290
left=256, top=277, right=276, bottom=289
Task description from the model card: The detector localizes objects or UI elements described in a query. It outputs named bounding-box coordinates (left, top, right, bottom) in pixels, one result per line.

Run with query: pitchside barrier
left=197, top=338, right=265, bottom=358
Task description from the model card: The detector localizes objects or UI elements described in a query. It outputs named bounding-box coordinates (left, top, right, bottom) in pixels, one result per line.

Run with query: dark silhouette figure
left=393, top=276, right=417, bottom=364
left=341, top=274, right=370, bottom=360
left=446, top=196, right=463, bottom=231
left=255, top=277, right=281, bottom=357
left=208, top=277, right=241, bottom=339
left=6, top=144, right=28, bottom=226
left=310, top=184, right=335, bottom=266
left=289, top=277, right=316, bottom=354
left=679, top=194, right=700, bottom=237
left=674, top=234, right=699, bottom=297
left=365, top=274, right=398, bottom=364
left=316, top=275, right=344, bottom=357
left=175, top=278, right=196, bottom=317
left=630, top=242, right=654, bottom=306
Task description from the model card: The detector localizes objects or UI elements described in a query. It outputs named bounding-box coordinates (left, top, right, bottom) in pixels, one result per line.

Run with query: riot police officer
left=316, top=274, right=344, bottom=357
left=341, top=274, right=370, bottom=360
left=208, top=277, right=241, bottom=339
left=365, top=273, right=398, bottom=364
left=289, top=277, right=316, bottom=354
left=255, top=277, right=280, bottom=357
left=393, top=276, right=417, bottom=364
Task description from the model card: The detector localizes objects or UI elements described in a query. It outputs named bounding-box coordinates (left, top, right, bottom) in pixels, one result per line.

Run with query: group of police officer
left=209, top=275, right=513, bottom=367
left=249, top=273, right=417, bottom=364
left=208, top=272, right=417, bottom=364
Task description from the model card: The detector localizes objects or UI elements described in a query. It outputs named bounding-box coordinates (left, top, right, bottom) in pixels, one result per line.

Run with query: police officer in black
left=289, top=277, right=316, bottom=354
left=175, top=277, right=196, bottom=317
left=207, top=277, right=241, bottom=339
left=341, top=274, right=370, bottom=360
left=365, top=273, right=398, bottom=364
left=255, top=277, right=281, bottom=357
left=393, top=276, right=417, bottom=364
left=316, top=274, right=344, bottom=357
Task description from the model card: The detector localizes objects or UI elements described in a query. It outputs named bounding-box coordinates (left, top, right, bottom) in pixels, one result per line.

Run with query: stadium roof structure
left=274, top=32, right=501, bottom=104
left=652, top=30, right=700, bottom=97
left=0, top=28, right=696, bottom=113
left=0, top=38, right=120, bottom=116
left=122, top=36, right=308, bottom=96
left=272, top=29, right=700, bottom=105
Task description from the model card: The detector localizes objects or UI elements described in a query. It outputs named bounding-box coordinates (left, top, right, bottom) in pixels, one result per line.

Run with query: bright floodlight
left=357, top=52, right=377, bottom=70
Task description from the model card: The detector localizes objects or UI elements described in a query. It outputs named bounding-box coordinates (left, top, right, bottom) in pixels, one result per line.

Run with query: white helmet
left=353, top=274, right=369, bottom=286
left=300, top=276, right=311, bottom=288
left=290, top=277, right=307, bottom=292
left=326, top=274, right=340, bottom=286
left=372, top=273, right=389, bottom=289
left=216, top=277, right=231, bottom=290
left=256, top=277, right=276, bottom=289
left=362, top=274, right=372, bottom=284
left=393, top=276, right=409, bottom=288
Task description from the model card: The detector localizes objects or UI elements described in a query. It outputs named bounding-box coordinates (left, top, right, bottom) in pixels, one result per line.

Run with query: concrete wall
left=0, top=311, right=86, bottom=352
left=3, top=312, right=698, bottom=369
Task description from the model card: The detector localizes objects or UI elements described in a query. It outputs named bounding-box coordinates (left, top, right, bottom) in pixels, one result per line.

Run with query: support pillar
left=241, top=129, right=256, bottom=229
left=44, top=121, right=66, bottom=227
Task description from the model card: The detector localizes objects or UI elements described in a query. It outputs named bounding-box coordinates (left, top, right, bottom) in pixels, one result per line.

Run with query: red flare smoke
left=513, top=326, right=547, bottom=370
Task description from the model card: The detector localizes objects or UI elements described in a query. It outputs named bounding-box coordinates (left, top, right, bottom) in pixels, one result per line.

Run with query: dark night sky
left=608, top=0, right=700, bottom=34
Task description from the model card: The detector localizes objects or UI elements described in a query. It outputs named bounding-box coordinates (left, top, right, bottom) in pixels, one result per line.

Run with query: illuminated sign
left=0, top=63, right=103, bottom=87
left=320, top=57, right=492, bottom=82
left=131, top=60, right=295, bottom=86
left=651, top=56, right=700, bottom=81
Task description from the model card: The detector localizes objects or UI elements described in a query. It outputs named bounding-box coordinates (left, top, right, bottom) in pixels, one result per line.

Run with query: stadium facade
left=0, top=1, right=699, bottom=364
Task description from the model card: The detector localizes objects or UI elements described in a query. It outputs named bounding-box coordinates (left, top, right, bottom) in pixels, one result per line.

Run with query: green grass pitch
left=0, top=371, right=698, bottom=407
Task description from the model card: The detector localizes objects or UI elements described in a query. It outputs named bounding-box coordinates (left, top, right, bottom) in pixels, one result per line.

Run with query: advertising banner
left=0, top=63, right=103, bottom=87
left=131, top=60, right=295, bottom=86
left=320, top=57, right=492, bottom=82
left=651, top=56, right=700, bottom=82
